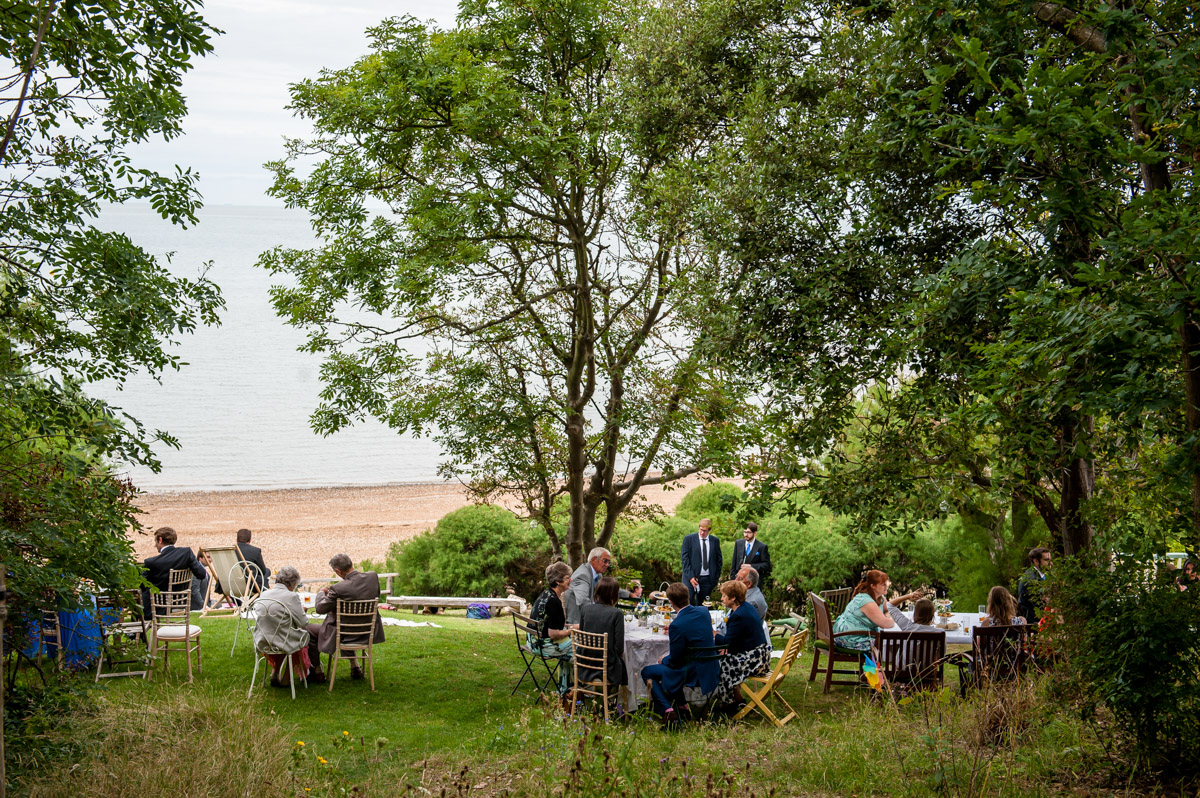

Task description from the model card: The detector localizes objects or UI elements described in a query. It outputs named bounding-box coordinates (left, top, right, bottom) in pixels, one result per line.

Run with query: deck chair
left=735, top=628, right=809, bottom=726
left=808, top=591, right=868, bottom=692
left=95, top=589, right=150, bottom=681
left=326, top=599, right=380, bottom=692
left=569, top=629, right=618, bottom=721
left=510, top=611, right=566, bottom=701
left=246, top=597, right=308, bottom=700
left=202, top=546, right=265, bottom=654
left=150, top=589, right=202, bottom=682
left=873, top=628, right=946, bottom=694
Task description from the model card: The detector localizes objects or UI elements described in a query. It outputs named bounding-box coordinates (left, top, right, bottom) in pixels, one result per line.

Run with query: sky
left=134, top=0, right=460, bottom=207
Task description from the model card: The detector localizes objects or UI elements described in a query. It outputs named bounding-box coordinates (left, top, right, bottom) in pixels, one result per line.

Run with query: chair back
left=207, top=546, right=263, bottom=600
left=334, top=599, right=379, bottom=649
left=808, top=592, right=833, bottom=645
left=248, top=597, right=297, bottom=656
left=971, top=624, right=1032, bottom=683
left=570, top=629, right=609, bottom=686
left=168, top=568, right=193, bottom=593
left=152, top=590, right=192, bottom=628
left=819, top=587, right=854, bottom=619
left=875, top=628, right=946, bottom=688
left=512, top=611, right=541, bottom=645
left=97, top=588, right=145, bottom=627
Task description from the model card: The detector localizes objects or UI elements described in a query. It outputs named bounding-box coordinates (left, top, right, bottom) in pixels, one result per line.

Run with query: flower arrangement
left=933, top=598, right=954, bottom=615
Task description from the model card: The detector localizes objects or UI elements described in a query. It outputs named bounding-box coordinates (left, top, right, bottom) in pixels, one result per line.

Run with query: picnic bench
left=384, top=595, right=527, bottom=616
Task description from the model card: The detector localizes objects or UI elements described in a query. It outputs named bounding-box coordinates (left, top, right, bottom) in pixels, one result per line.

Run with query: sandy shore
left=132, top=476, right=711, bottom=579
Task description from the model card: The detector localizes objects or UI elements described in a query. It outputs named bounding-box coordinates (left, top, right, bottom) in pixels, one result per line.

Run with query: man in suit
left=681, top=518, right=722, bottom=606
left=641, top=582, right=721, bottom=722
left=235, top=528, right=270, bottom=589
left=728, top=522, right=771, bottom=586
left=306, top=553, right=385, bottom=683
left=565, top=547, right=612, bottom=625
left=142, top=526, right=208, bottom=612
left=1016, top=546, right=1052, bottom=626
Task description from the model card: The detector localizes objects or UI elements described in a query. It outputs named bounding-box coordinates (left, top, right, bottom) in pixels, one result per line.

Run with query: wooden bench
left=302, top=572, right=400, bottom=599
left=384, top=595, right=527, bottom=616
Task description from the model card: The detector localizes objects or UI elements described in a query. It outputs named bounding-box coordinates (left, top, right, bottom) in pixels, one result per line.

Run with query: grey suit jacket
left=565, top=562, right=598, bottom=625
left=312, top=570, right=385, bottom=655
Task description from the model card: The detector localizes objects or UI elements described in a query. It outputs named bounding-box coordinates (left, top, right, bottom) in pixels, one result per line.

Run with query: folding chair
left=95, top=589, right=150, bottom=681
left=37, top=611, right=65, bottom=670
left=510, top=611, right=567, bottom=701
left=150, top=589, right=202, bottom=682
left=673, top=645, right=725, bottom=720
left=568, top=629, right=617, bottom=721
left=247, top=597, right=308, bottom=700
left=326, top=599, right=380, bottom=692
left=201, top=546, right=265, bottom=654
left=734, top=629, right=808, bottom=726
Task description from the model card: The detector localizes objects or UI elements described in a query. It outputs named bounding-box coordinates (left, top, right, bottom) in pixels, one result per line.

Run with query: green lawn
left=9, top=609, right=1118, bottom=798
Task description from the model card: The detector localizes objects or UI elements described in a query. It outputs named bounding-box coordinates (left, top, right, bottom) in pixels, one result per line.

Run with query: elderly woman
left=530, top=560, right=574, bottom=691
left=252, top=565, right=310, bottom=687
left=712, top=580, right=771, bottom=707
left=979, top=585, right=1026, bottom=627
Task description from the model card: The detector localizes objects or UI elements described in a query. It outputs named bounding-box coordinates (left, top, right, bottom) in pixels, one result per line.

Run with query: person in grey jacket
left=252, top=565, right=310, bottom=687
left=736, top=564, right=769, bottom=621
left=565, top=547, right=612, bottom=625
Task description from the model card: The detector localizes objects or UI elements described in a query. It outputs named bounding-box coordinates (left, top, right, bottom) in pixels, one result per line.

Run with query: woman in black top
left=713, top=579, right=771, bottom=706
left=530, top=561, right=574, bottom=690
left=578, top=576, right=628, bottom=686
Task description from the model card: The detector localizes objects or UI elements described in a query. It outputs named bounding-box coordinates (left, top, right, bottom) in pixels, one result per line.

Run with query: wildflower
left=318, top=757, right=328, bottom=765
left=343, top=730, right=350, bottom=736
left=297, top=741, right=306, bottom=747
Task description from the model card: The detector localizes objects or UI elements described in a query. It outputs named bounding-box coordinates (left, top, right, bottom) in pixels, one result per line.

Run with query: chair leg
left=196, top=636, right=203, bottom=675
left=823, top=653, right=835, bottom=693
left=186, top=641, right=194, bottom=683
left=249, top=653, right=261, bottom=698
left=367, top=648, right=375, bottom=692
left=328, top=652, right=338, bottom=693
left=286, top=654, right=296, bottom=700
left=809, top=647, right=821, bottom=682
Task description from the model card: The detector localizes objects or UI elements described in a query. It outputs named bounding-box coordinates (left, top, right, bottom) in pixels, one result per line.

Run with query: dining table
left=899, top=610, right=987, bottom=645
left=620, top=610, right=726, bottom=709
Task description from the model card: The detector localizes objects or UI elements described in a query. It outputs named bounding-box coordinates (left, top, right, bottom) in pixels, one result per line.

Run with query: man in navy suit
left=681, top=518, right=722, bottom=606
left=641, top=582, right=721, bottom=720
left=142, top=526, right=208, bottom=612
left=728, top=522, right=771, bottom=585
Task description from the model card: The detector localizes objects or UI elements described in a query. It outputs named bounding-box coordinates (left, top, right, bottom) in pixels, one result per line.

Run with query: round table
left=621, top=611, right=727, bottom=709
left=900, top=610, right=985, bottom=645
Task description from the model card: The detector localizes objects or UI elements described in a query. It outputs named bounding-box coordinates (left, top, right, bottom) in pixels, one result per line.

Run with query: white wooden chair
left=150, top=589, right=202, bottom=682
left=568, top=629, right=618, bottom=721
left=95, top=588, right=150, bottom=681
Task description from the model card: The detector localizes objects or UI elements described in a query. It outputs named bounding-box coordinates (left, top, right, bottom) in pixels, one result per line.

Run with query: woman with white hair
left=530, top=560, right=575, bottom=692
left=252, top=565, right=310, bottom=687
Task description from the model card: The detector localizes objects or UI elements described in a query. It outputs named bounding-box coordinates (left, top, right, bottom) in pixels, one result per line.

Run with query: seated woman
left=712, top=580, right=772, bottom=707
left=979, top=585, right=1026, bottom=627
left=886, top=597, right=938, bottom=631
left=529, top=561, right=574, bottom=691
left=832, top=569, right=925, bottom=652
left=252, top=565, right=310, bottom=687
left=578, top=576, right=627, bottom=687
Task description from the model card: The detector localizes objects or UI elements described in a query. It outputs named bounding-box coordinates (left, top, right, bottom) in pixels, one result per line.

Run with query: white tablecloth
left=900, top=610, right=983, bottom=645
left=622, top=624, right=670, bottom=708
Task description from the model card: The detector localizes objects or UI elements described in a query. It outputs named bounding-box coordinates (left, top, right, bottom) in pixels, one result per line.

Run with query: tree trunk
left=1058, top=415, right=1094, bottom=556
left=1183, top=316, right=1200, bottom=543
left=564, top=409, right=588, bottom=567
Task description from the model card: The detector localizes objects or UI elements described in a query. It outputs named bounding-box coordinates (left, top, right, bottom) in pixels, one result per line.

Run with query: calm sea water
left=94, top=204, right=444, bottom=491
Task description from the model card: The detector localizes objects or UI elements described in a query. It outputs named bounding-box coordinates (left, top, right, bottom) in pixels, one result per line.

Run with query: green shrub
left=1047, top=553, right=1200, bottom=778
left=673, top=481, right=743, bottom=536
left=611, top=515, right=695, bottom=588
left=859, top=523, right=956, bottom=597
left=366, top=505, right=551, bottom=598
left=764, top=507, right=859, bottom=606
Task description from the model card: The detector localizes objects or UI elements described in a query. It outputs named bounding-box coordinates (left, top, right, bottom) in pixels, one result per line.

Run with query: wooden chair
left=168, top=568, right=193, bottom=594
left=953, top=624, right=1033, bottom=697
left=37, top=611, right=65, bottom=670
left=807, top=591, right=868, bottom=692
left=95, top=589, right=150, bottom=681
left=819, top=587, right=854, bottom=619
left=767, top=609, right=807, bottom=641
left=568, top=629, right=618, bottom=721
left=735, top=628, right=809, bottom=727
left=246, top=597, right=308, bottom=700
left=150, top=589, right=202, bottom=682
left=510, top=611, right=565, bottom=701
left=873, top=628, right=946, bottom=694
left=326, top=599, right=380, bottom=692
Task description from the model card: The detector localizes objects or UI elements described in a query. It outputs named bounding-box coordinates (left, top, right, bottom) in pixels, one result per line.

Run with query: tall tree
left=261, top=0, right=768, bottom=565
left=1, top=0, right=223, bottom=618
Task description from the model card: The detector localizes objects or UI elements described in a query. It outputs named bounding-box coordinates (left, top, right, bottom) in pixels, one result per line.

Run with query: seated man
left=142, top=526, right=208, bottom=612
left=305, top=553, right=385, bottom=683
left=736, top=564, right=769, bottom=622
left=208, top=528, right=272, bottom=603
left=641, top=582, right=721, bottom=723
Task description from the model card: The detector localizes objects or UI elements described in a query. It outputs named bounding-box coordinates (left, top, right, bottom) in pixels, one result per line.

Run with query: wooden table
left=383, top=595, right=527, bottom=615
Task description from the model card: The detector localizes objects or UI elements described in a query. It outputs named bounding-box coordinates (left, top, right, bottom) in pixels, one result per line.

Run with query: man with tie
left=728, top=522, right=772, bottom=586
left=681, top=519, right=722, bottom=606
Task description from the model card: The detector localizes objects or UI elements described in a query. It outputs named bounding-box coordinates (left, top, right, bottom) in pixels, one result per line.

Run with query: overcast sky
left=134, top=0, right=460, bottom=207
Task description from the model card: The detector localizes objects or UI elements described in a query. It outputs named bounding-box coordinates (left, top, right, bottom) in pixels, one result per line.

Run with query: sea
left=92, top=203, right=445, bottom=492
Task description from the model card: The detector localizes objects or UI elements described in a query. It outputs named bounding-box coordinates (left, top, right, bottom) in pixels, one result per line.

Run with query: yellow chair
left=734, top=628, right=809, bottom=727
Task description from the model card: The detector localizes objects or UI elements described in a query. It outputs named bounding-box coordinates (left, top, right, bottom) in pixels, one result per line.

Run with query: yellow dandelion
left=343, top=730, right=349, bottom=736
left=297, top=741, right=306, bottom=747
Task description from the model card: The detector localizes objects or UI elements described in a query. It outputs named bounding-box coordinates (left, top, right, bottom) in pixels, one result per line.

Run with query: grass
left=6, top=608, right=1132, bottom=798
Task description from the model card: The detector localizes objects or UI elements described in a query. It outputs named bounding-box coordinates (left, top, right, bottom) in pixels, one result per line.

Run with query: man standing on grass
left=1017, top=547, right=1052, bottom=626
left=306, top=553, right=385, bottom=683
left=728, top=522, right=771, bottom=586
left=681, top=519, right=722, bottom=606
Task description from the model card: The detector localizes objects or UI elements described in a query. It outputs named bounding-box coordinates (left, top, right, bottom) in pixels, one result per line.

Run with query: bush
left=763, top=506, right=859, bottom=607
left=611, top=515, right=695, bottom=589
left=366, top=505, right=552, bottom=599
left=673, top=481, right=743, bottom=533
left=860, top=523, right=956, bottom=597
left=1046, top=553, right=1200, bottom=778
